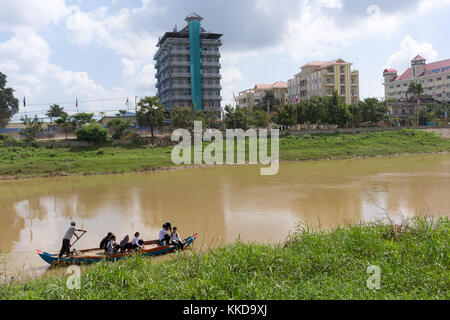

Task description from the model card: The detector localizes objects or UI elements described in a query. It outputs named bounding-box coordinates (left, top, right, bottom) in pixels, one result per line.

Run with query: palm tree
left=408, top=82, right=424, bottom=127
left=407, top=82, right=424, bottom=97
left=46, top=104, right=65, bottom=123
left=136, top=96, right=166, bottom=138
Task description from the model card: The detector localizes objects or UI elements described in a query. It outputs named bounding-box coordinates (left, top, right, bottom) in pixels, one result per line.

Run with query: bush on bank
left=0, top=217, right=448, bottom=300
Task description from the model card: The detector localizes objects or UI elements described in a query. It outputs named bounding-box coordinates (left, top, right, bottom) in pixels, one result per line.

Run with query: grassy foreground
left=0, top=217, right=448, bottom=300
left=0, top=129, right=449, bottom=179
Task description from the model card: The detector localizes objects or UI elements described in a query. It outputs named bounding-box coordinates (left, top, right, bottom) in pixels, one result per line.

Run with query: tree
left=408, top=82, right=424, bottom=96
left=75, top=123, right=109, bottom=144
left=359, top=98, right=387, bottom=125
left=20, top=116, right=43, bottom=143
left=136, top=96, right=166, bottom=138
left=171, top=107, right=194, bottom=129
left=72, top=112, right=95, bottom=126
left=0, top=72, right=19, bottom=128
left=272, top=105, right=296, bottom=130
left=223, top=105, right=251, bottom=130
left=203, top=110, right=220, bottom=129
left=55, top=113, right=75, bottom=140
left=249, top=109, right=269, bottom=128
left=107, top=119, right=130, bottom=140
left=116, top=110, right=127, bottom=116
left=46, top=104, right=65, bottom=123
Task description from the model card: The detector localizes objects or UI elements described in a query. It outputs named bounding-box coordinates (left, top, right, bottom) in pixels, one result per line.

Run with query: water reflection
left=0, top=154, right=448, bottom=277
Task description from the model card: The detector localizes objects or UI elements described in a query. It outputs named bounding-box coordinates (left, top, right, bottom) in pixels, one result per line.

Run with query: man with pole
left=58, top=221, right=87, bottom=257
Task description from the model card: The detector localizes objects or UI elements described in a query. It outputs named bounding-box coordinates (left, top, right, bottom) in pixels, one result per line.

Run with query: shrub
left=75, top=123, right=110, bottom=144
left=106, top=119, right=130, bottom=140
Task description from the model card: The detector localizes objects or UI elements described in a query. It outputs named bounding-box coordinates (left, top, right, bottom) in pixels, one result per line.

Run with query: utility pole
left=135, top=96, right=138, bottom=130
left=267, top=100, right=270, bottom=131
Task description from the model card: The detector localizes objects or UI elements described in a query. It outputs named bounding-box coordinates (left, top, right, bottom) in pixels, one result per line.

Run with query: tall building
left=383, top=55, right=450, bottom=102
left=287, top=59, right=360, bottom=105
left=236, top=81, right=288, bottom=108
left=154, top=13, right=223, bottom=112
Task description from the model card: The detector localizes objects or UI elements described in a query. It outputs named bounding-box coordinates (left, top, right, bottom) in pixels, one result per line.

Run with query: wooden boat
left=36, top=234, right=198, bottom=266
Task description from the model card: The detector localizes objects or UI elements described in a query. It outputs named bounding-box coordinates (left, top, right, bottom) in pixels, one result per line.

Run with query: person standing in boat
left=59, top=221, right=86, bottom=258
left=159, top=223, right=171, bottom=246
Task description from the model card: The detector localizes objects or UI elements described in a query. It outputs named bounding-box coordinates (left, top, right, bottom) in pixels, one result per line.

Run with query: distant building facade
left=236, top=81, right=288, bottom=108
left=387, top=95, right=440, bottom=126
left=287, top=59, right=360, bottom=105
left=154, top=13, right=222, bottom=112
left=383, top=55, right=450, bottom=102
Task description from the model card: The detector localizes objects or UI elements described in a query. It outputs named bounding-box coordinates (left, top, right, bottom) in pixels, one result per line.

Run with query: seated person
left=100, top=232, right=113, bottom=250
left=106, top=235, right=120, bottom=255
left=158, top=223, right=171, bottom=246
left=120, top=235, right=133, bottom=253
left=131, top=232, right=144, bottom=250
left=170, top=226, right=184, bottom=251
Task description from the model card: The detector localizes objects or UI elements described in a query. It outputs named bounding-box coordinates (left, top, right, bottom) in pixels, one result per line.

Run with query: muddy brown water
left=0, top=154, right=449, bottom=279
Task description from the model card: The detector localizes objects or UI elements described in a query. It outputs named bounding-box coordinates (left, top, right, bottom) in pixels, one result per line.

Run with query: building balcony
left=202, top=73, right=222, bottom=79
left=325, top=83, right=334, bottom=86
left=172, top=95, right=192, bottom=100
left=203, top=95, right=222, bottom=101
left=202, top=51, right=221, bottom=57
left=171, top=72, right=192, bottom=78
left=170, top=49, right=191, bottom=55
left=202, top=62, right=221, bottom=68
left=202, top=84, right=222, bottom=89
left=172, top=83, right=192, bottom=89
left=170, top=61, right=191, bottom=67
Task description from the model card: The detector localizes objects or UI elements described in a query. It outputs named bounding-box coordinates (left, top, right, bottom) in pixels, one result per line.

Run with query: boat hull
left=37, top=234, right=197, bottom=266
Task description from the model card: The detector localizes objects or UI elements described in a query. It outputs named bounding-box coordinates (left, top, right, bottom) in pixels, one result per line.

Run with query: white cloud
left=0, top=30, right=126, bottom=117
left=387, top=35, right=438, bottom=72
left=0, top=0, right=71, bottom=31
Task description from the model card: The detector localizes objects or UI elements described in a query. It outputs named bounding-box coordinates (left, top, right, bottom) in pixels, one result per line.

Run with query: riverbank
left=1, top=129, right=450, bottom=180
left=0, top=217, right=448, bottom=300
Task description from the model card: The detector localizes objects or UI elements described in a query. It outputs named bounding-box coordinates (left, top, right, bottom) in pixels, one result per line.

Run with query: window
left=437, top=77, right=442, bottom=81
left=428, top=79, right=433, bottom=83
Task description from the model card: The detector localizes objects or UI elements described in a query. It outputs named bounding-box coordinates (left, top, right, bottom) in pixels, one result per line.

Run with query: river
left=0, top=154, right=449, bottom=279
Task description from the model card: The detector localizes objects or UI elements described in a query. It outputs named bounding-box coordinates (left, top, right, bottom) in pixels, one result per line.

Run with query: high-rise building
left=383, top=55, right=450, bottom=102
left=287, top=59, right=360, bottom=105
left=236, top=81, right=288, bottom=108
left=154, top=13, right=222, bottom=112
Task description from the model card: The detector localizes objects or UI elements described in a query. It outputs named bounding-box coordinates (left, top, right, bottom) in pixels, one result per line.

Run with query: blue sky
left=0, top=0, right=449, bottom=119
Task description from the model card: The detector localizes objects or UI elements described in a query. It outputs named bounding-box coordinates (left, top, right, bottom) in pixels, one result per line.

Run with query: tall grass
left=0, top=217, right=448, bottom=300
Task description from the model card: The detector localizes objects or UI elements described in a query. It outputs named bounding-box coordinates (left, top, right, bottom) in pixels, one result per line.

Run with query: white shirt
left=131, top=236, right=143, bottom=248
left=159, top=228, right=169, bottom=241
left=106, top=240, right=115, bottom=254
left=63, top=226, right=76, bottom=240
left=171, top=232, right=181, bottom=242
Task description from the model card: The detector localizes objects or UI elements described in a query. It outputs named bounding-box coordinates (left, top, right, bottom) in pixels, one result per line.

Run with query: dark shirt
left=100, top=236, right=110, bottom=250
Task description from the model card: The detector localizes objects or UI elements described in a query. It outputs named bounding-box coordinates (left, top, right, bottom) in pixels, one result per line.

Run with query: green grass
left=0, top=129, right=449, bottom=179
left=0, top=217, right=448, bottom=300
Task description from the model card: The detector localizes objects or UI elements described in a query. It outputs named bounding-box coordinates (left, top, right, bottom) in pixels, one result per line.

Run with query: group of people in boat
left=59, top=221, right=185, bottom=257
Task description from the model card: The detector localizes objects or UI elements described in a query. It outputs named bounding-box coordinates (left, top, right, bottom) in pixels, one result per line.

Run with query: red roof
left=255, top=81, right=287, bottom=90
left=383, top=69, right=397, bottom=74
left=392, top=58, right=450, bottom=81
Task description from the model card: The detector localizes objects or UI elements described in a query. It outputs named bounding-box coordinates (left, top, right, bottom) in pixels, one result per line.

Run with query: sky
left=0, top=0, right=449, bottom=120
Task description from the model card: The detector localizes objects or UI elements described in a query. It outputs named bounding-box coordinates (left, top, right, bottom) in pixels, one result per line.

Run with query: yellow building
left=288, top=58, right=360, bottom=105
left=383, top=55, right=450, bottom=102
left=237, top=81, right=288, bottom=108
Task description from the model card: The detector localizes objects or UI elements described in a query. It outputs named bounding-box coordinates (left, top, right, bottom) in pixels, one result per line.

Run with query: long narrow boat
left=37, top=234, right=198, bottom=266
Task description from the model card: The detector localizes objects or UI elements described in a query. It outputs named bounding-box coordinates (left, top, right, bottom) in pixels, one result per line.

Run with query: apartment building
left=236, top=81, right=288, bottom=108
left=287, top=59, right=360, bottom=105
left=384, top=55, right=450, bottom=102
left=154, top=13, right=222, bottom=112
